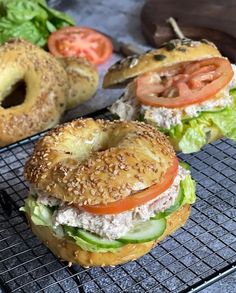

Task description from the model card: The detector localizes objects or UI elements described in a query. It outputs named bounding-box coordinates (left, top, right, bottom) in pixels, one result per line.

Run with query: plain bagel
left=0, top=39, right=68, bottom=146
left=57, top=57, right=99, bottom=110
left=103, top=39, right=221, bottom=88
left=24, top=118, right=175, bottom=205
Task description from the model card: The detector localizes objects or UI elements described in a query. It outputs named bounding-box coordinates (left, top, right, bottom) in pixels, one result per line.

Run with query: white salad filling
left=35, top=165, right=189, bottom=240
left=109, top=64, right=236, bottom=129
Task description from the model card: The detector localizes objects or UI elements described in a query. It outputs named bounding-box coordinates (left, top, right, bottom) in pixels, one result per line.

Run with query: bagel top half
left=103, top=39, right=221, bottom=88
left=24, top=118, right=175, bottom=205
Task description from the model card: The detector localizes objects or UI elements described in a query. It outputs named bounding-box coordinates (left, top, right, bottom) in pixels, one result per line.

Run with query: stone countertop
left=49, top=0, right=236, bottom=292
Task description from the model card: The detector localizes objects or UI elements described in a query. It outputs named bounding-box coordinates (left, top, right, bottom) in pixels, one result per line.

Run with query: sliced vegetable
left=80, top=156, right=179, bottom=215
left=64, top=226, right=122, bottom=253
left=75, top=228, right=124, bottom=248
left=48, top=26, right=113, bottom=65
left=136, top=57, right=233, bottom=108
left=119, top=218, right=166, bottom=243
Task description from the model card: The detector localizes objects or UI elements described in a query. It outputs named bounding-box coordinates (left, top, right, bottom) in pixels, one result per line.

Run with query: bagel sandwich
left=104, top=39, right=236, bottom=153
left=20, top=118, right=196, bottom=267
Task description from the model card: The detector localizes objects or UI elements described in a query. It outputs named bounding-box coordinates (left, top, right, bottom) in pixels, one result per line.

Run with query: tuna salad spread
left=33, top=165, right=189, bottom=240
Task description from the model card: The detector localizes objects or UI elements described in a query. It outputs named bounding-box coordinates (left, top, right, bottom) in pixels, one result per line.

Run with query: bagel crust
left=24, top=118, right=175, bottom=205
left=0, top=39, right=68, bottom=146
left=57, top=57, right=99, bottom=110
left=29, top=204, right=190, bottom=267
left=103, top=39, right=221, bottom=88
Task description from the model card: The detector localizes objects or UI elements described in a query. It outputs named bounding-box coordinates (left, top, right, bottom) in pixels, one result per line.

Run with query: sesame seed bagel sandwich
left=104, top=39, right=236, bottom=153
left=21, top=118, right=196, bottom=267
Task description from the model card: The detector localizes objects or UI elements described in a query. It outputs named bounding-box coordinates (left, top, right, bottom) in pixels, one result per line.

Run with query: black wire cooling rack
left=0, top=109, right=236, bottom=293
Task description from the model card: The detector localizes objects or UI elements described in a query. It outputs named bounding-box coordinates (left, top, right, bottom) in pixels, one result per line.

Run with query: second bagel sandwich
left=104, top=39, right=236, bottom=153
left=21, top=119, right=196, bottom=267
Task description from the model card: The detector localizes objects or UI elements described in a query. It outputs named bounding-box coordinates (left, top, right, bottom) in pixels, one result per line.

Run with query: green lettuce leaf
left=20, top=196, right=64, bottom=236
left=6, top=1, right=46, bottom=22
left=38, top=2, right=75, bottom=27
left=153, top=173, right=196, bottom=219
left=0, top=0, right=75, bottom=47
left=178, top=120, right=206, bottom=153
left=179, top=161, right=190, bottom=170
left=20, top=196, right=53, bottom=226
left=205, top=109, right=236, bottom=140
left=181, top=175, right=196, bottom=205
left=166, top=89, right=236, bottom=153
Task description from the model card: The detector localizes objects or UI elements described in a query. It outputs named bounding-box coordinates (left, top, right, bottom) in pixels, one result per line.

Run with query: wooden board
left=141, top=0, right=236, bottom=62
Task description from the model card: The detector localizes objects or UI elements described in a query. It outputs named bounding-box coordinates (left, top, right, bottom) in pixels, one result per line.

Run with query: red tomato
left=136, top=57, right=233, bottom=108
left=79, top=157, right=179, bottom=215
left=48, top=26, right=113, bottom=65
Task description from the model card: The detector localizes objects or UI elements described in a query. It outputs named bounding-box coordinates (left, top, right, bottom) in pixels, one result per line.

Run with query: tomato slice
left=79, top=156, right=179, bottom=215
left=136, top=57, right=233, bottom=108
left=48, top=26, right=113, bottom=65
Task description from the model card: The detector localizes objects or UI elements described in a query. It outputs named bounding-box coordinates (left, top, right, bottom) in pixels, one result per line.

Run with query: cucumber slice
left=119, top=218, right=166, bottom=243
left=77, top=229, right=124, bottom=248
left=152, top=187, right=185, bottom=220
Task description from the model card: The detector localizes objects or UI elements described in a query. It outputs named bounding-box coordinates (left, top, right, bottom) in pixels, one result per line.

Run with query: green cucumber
left=152, top=187, right=185, bottom=220
left=119, top=218, right=166, bottom=244
left=77, top=229, right=124, bottom=248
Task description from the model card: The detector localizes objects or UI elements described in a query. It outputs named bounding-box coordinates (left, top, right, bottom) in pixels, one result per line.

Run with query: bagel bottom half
left=28, top=204, right=190, bottom=267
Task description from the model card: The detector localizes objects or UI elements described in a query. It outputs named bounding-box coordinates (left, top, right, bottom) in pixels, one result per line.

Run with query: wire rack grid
left=0, top=110, right=236, bottom=293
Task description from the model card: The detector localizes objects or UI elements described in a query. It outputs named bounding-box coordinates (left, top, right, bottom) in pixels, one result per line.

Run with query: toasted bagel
left=28, top=204, right=190, bottom=267
left=103, top=39, right=221, bottom=88
left=57, top=57, right=99, bottom=110
left=24, top=118, right=175, bottom=205
left=0, top=39, right=68, bottom=146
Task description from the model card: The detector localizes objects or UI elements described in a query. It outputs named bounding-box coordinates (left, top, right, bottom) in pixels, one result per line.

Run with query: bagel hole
left=1, top=80, right=26, bottom=109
